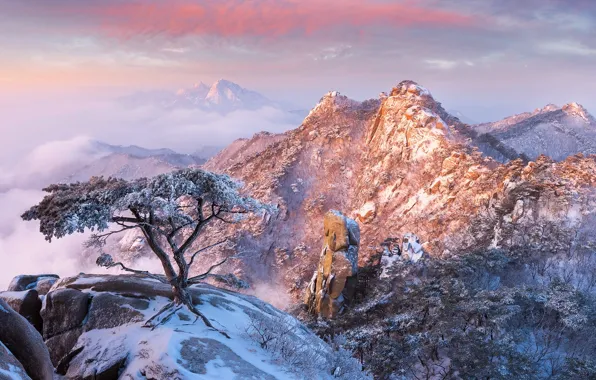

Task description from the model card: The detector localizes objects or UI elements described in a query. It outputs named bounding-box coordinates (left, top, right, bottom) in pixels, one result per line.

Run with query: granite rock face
left=7, top=274, right=59, bottom=295
left=0, top=298, right=54, bottom=380
left=31, top=274, right=363, bottom=379
left=0, top=341, right=31, bottom=380
left=0, top=289, right=43, bottom=332
left=304, top=210, right=360, bottom=318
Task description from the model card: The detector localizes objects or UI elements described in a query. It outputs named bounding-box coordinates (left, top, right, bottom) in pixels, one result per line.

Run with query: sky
left=1, top=0, right=594, bottom=121
left=0, top=0, right=594, bottom=288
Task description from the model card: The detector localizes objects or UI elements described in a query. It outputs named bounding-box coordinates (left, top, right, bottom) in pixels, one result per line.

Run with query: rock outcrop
left=197, top=80, right=596, bottom=305
left=8, top=274, right=59, bottom=296
left=33, top=274, right=367, bottom=379
left=0, top=298, right=54, bottom=380
left=0, top=289, right=43, bottom=332
left=304, top=211, right=359, bottom=318
left=0, top=340, right=30, bottom=380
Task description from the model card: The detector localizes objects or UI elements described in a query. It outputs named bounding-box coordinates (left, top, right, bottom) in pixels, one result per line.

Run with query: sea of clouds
left=0, top=93, right=301, bottom=289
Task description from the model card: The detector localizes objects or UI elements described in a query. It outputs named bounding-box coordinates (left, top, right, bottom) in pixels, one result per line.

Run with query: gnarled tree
left=22, top=168, right=267, bottom=335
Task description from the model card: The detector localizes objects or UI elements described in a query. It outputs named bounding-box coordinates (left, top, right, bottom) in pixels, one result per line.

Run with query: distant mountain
left=0, top=140, right=204, bottom=192
left=64, top=141, right=205, bottom=183
left=120, top=79, right=293, bottom=114
left=192, top=145, right=224, bottom=160
left=448, top=109, right=478, bottom=125
left=474, top=103, right=596, bottom=161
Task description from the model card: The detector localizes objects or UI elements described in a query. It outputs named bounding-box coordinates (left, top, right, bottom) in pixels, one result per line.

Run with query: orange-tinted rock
left=324, top=211, right=350, bottom=251
left=304, top=210, right=359, bottom=319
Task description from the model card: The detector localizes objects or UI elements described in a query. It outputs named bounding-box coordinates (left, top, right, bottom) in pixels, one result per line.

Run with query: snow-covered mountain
left=59, top=141, right=206, bottom=185
left=448, top=109, right=477, bottom=125
left=121, top=79, right=293, bottom=114
left=5, top=80, right=596, bottom=380
left=473, top=102, right=596, bottom=161
left=0, top=139, right=205, bottom=192
left=197, top=81, right=596, bottom=300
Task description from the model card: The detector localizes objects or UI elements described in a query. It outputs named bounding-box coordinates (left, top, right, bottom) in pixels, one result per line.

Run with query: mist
left=0, top=91, right=301, bottom=162
left=0, top=90, right=303, bottom=289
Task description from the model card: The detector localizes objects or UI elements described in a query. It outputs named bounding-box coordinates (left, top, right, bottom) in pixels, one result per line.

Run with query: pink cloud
left=61, top=0, right=478, bottom=40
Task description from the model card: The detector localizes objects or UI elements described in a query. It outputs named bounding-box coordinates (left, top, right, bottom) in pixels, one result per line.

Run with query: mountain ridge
left=474, top=101, right=596, bottom=161
left=197, top=80, right=596, bottom=302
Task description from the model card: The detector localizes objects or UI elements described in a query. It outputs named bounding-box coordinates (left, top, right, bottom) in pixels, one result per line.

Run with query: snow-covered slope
left=199, top=80, right=596, bottom=304
left=39, top=274, right=368, bottom=379
left=474, top=103, right=596, bottom=161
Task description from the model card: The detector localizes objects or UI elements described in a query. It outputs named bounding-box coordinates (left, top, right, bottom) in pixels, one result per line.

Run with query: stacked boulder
left=304, top=210, right=360, bottom=318
left=0, top=275, right=59, bottom=334
left=0, top=298, right=55, bottom=380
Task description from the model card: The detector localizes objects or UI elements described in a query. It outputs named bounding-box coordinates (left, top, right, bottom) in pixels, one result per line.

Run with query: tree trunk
left=172, top=280, right=191, bottom=305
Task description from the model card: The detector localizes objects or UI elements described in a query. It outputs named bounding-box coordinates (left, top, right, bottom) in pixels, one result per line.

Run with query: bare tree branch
left=99, top=259, right=168, bottom=284
left=175, top=199, right=210, bottom=256
left=86, top=225, right=139, bottom=248
left=187, top=239, right=228, bottom=267
left=188, top=253, right=240, bottom=283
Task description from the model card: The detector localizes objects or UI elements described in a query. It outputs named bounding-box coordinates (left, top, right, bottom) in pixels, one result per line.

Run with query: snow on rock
left=402, top=233, right=424, bottom=263
left=7, top=275, right=59, bottom=295
left=0, top=341, right=30, bottom=380
left=378, top=233, right=425, bottom=277
left=43, top=274, right=368, bottom=379
left=0, top=290, right=43, bottom=333
left=474, top=101, right=596, bottom=161
left=0, top=298, right=54, bottom=380
left=305, top=91, right=362, bottom=123
left=355, top=202, right=376, bottom=224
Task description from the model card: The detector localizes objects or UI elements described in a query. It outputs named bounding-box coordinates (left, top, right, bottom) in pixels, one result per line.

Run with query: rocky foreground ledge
left=1, top=274, right=367, bottom=379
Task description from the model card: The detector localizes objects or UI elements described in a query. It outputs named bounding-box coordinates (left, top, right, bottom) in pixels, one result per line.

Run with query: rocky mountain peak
left=562, top=102, right=594, bottom=123
left=474, top=100, right=596, bottom=161
left=390, top=80, right=433, bottom=100
left=366, top=80, right=459, bottom=160
left=304, top=91, right=364, bottom=123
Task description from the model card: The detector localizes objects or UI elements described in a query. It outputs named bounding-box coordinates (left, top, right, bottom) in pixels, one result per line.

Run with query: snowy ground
left=49, top=275, right=367, bottom=379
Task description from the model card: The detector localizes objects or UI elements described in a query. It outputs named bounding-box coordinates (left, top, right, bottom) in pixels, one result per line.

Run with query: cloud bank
left=0, top=94, right=301, bottom=289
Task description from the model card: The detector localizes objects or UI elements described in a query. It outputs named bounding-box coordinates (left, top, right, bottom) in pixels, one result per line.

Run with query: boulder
left=37, top=274, right=361, bottom=379
left=41, top=288, right=91, bottom=366
left=83, top=293, right=147, bottom=331
left=42, top=286, right=151, bottom=370
left=305, top=210, right=360, bottom=318
left=0, top=290, right=43, bottom=332
left=0, top=299, right=54, bottom=380
left=35, top=278, right=58, bottom=296
left=324, top=210, right=351, bottom=251
left=402, top=233, right=424, bottom=263
left=0, top=341, right=31, bottom=380
left=8, top=275, right=59, bottom=295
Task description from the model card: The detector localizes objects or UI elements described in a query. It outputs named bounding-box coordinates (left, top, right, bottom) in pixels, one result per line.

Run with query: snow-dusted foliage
left=310, top=248, right=596, bottom=379
left=22, top=168, right=270, bottom=331
left=22, top=168, right=265, bottom=242
left=244, top=311, right=370, bottom=379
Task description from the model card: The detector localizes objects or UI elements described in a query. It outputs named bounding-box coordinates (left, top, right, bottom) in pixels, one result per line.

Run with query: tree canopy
left=22, top=168, right=269, bottom=333
left=22, top=168, right=262, bottom=242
